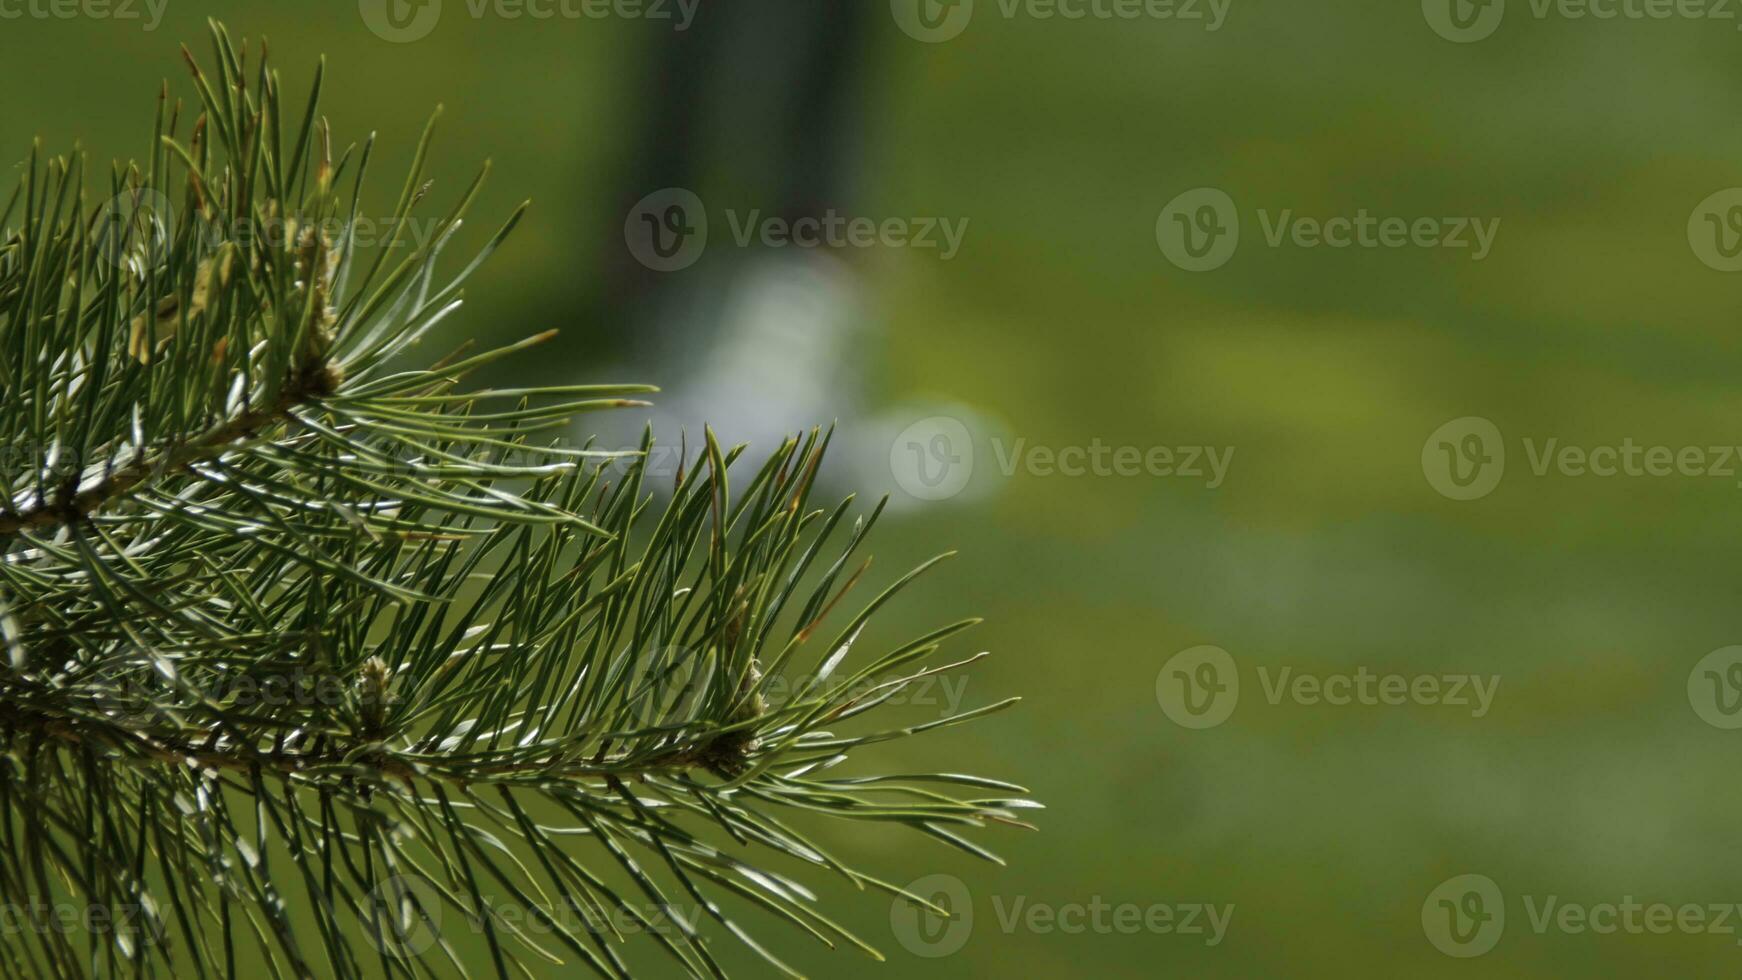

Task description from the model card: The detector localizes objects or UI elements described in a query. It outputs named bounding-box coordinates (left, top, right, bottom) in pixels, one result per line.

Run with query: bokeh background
left=9, top=0, right=1742, bottom=975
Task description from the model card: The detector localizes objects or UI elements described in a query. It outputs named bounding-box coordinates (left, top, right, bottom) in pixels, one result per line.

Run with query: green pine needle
left=0, top=20, right=1029, bottom=980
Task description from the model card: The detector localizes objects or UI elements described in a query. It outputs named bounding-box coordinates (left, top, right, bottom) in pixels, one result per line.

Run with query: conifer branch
left=0, top=21, right=1031, bottom=979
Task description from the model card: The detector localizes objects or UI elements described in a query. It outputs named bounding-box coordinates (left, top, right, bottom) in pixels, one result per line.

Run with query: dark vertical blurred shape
left=592, top=0, right=880, bottom=456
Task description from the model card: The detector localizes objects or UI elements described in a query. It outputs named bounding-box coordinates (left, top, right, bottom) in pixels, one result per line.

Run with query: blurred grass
left=9, top=2, right=1742, bottom=975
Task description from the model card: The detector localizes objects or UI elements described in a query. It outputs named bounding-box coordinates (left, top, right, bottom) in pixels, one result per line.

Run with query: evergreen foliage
left=0, top=23, right=1030, bottom=978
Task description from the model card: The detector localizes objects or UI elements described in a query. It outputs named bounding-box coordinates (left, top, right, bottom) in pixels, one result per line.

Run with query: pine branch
left=0, top=21, right=1031, bottom=980
left=0, top=359, right=335, bottom=537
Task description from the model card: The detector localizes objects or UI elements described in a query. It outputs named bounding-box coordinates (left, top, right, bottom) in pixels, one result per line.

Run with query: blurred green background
left=10, top=1, right=1742, bottom=975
